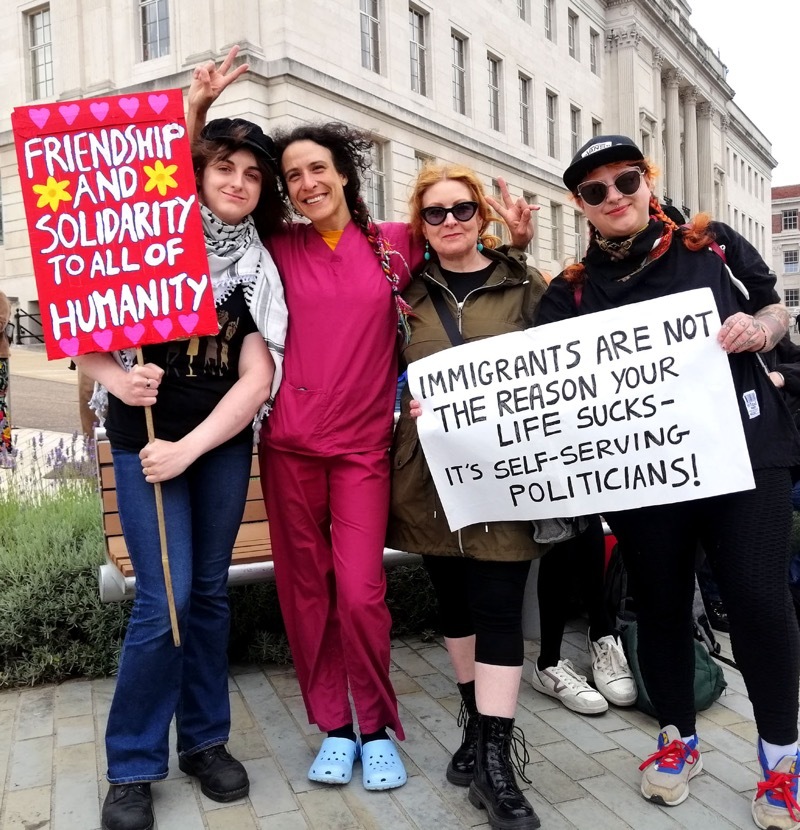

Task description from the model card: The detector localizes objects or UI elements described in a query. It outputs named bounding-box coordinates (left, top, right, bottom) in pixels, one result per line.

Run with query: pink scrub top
left=265, top=221, right=421, bottom=456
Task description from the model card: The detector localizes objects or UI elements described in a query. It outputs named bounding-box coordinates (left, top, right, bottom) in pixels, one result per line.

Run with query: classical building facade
left=772, top=185, right=800, bottom=311
left=0, top=0, right=776, bottom=320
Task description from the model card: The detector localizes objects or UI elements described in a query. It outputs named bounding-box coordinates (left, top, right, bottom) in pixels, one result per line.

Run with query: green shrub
left=0, top=464, right=439, bottom=687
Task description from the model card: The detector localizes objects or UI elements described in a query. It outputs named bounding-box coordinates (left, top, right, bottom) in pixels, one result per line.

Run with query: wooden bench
left=95, top=430, right=418, bottom=602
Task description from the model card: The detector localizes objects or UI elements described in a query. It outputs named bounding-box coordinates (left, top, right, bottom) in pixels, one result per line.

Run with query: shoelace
left=550, top=659, right=591, bottom=691
left=507, top=726, right=532, bottom=785
left=755, top=769, right=800, bottom=820
left=639, top=739, right=699, bottom=772
left=593, top=637, right=628, bottom=679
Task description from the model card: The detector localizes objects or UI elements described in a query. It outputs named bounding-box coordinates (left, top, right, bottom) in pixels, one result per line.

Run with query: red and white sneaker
left=752, top=739, right=800, bottom=830
left=639, top=725, right=702, bottom=806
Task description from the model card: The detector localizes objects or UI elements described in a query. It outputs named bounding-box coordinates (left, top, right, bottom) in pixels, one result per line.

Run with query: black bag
left=603, top=544, right=637, bottom=631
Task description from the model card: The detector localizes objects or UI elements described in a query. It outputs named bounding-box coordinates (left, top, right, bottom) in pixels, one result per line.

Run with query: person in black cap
left=79, top=117, right=289, bottom=830
left=537, top=135, right=800, bottom=829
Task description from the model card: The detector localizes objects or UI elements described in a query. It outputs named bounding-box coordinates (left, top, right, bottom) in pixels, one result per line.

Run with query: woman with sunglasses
left=537, top=135, right=800, bottom=830
left=188, top=50, right=537, bottom=794
left=388, top=164, right=547, bottom=830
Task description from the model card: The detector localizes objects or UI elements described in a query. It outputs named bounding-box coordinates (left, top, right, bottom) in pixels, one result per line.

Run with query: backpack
left=604, top=542, right=727, bottom=715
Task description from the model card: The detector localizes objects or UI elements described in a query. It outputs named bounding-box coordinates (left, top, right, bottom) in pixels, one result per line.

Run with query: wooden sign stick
left=136, top=347, right=181, bottom=647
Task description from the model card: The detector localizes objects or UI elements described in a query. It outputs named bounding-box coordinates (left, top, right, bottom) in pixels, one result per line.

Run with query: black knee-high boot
left=447, top=681, right=479, bottom=786
left=468, top=715, right=539, bottom=830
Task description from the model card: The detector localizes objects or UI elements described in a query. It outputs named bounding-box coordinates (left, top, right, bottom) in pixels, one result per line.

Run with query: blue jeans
left=105, top=441, right=251, bottom=783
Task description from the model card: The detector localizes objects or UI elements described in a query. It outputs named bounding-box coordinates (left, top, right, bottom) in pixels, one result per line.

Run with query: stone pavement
left=0, top=346, right=787, bottom=830
left=0, top=621, right=781, bottom=830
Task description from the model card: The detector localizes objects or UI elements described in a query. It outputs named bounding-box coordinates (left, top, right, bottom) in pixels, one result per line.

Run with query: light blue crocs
left=308, top=737, right=360, bottom=785
left=361, top=739, right=407, bottom=791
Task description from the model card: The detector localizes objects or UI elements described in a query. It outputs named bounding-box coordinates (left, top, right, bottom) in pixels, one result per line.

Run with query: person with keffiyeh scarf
left=77, top=118, right=288, bottom=830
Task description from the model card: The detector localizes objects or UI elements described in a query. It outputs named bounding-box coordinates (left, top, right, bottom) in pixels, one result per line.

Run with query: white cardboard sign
left=408, top=288, right=755, bottom=531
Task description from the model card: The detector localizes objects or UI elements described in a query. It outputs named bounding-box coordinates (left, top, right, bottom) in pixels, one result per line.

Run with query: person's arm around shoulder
left=139, top=332, right=273, bottom=482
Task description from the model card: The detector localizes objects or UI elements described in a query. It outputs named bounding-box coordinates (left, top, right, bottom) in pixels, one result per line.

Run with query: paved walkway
left=0, top=346, right=789, bottom=830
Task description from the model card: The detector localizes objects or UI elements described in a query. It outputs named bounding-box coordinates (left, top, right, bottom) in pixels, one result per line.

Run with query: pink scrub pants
left=259, top=444, right=404, bottom=739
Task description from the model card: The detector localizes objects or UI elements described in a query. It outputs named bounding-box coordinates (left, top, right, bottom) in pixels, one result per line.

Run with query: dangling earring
left=477, top=237, right=484, bottom=253
left=424, top=240, right=431, bottom=261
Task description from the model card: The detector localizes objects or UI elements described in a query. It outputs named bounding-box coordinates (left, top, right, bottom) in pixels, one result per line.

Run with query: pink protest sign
left=12, top=90, right=217, bottom=359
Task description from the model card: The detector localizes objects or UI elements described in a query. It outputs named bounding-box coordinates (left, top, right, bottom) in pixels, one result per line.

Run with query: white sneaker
left=588, top=633, right=637, bottom=707
left=531, top=658, right=608, bottom=714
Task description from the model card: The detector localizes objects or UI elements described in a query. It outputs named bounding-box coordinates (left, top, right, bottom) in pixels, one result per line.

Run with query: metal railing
left=13, top=308, right=44, bottom=344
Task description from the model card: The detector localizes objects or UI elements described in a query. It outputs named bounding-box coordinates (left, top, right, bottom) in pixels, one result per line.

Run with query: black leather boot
left=447, top=680, right=479, bottom=786
left=468, top=715, right=540, bottom=830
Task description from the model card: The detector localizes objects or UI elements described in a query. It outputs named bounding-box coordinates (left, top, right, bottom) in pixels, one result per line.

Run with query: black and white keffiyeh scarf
left=201, top=204, right=287, bottom=425
left=91, top=206, right=287, bottom=433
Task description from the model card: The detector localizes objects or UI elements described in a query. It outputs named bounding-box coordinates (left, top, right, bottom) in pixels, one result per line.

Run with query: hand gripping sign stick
left=136, top=346, right=181, bottom=647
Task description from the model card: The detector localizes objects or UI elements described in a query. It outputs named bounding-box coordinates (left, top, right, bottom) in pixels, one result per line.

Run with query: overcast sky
left=688, top=0, right=798, bottom=186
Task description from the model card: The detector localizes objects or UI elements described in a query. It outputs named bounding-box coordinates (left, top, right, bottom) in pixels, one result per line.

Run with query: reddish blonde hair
left=409, top=163, right=502, bottom=249
left=564, top=157, right=716, bottom=285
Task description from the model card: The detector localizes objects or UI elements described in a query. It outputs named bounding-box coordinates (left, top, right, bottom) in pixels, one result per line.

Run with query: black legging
left=536, top=514, right=614, bottom=669
left=422, top=556, right=532, bottom=666
left=607, top=468, right=800, bottom=743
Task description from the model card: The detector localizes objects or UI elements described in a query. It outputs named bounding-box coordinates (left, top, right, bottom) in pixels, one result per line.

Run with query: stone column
left=651, top=49, right=664, bottom=173
left=682, top=86, right=699, bottom=216
left=720, top=114, right=730, bottom=213
left=609, top=26, right=641, bottom=139
left=664, top=69, right=683, bottom=208
left=697, top=102, right=716, bottom=215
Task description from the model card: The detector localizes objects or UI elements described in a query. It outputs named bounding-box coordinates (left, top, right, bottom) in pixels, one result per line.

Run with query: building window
left=785, top=250, right=800, bottom=274
left=360, top=0, right=381, bottom=73
left=591, top=117, right=602, bottom=137
left=451, top=32, right=467, bottom=115
left=546, top=91, right=558, bottom=158
left=570, top=106, right=581, bottom=156
left=732, top=153, right=738, bottom=182
left=524, top=191, right=538, bottom=256
left=573, top=210, right=584, bottom=258
left=590, top=29, right=599, bottom=75
left=415, top=150, right=435, bottom=172
left=519, top=74, right=532, bottom=146
left=544, top=0, right=554, bottom=42
left=784, top=210, right=799, bottom=231
left=786, top=289, right=800, bottom=307
left=518, top=0, right=530, bottom=22
left=489, top=181, right=507, bottom=242
left=488, top=55, right=502, bottom=131
left=568, top=12, right=579, bottom=59
left=139, top=0, right=169, bottom=61
left=551, top=203, right=562, bottom=260
left=365, top=142, right=387, bottom=222
left=28, top=7, right=54, bottom=98
left=409, top=7, right=428, bottom=96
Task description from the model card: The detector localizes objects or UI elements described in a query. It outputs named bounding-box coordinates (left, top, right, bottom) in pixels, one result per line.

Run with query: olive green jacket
left=386, top=247, right=549, bottom=561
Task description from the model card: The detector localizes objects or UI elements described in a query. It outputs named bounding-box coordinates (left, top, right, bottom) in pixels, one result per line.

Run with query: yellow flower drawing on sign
left=143, top=159, right=179, bottom=196
left=33, top=176, right=72, bottom=212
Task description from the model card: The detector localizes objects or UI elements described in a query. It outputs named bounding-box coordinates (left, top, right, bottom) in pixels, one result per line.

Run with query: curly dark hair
left=273, top=122, right=374, bottom=228
left=193, top=124, right=289, bottom=238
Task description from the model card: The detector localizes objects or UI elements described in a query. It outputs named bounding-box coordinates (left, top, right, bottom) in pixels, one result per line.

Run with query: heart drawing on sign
left=59, top=337, right=80, bottom=356
left=118, top=97, right=140, bottom=118
left=153, top=318, right=173, bottom=339
left=124, top=324, right=146, bottom=345
left=89, top=101, right=110, bottom=121
left=58, top=104, right=80, bottom=125
left=148, top=94, right=169, bottom=114
left=29, top=108, right=50, bottom=128
left=178, top=313, right=199, bottom=334
left=92, top=330, right=113, bottom=351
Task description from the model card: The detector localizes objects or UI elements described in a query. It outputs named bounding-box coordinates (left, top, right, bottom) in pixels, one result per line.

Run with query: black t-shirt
left=440, top=263, right=497, bottom=303
left=536, top=222, right=800, bottom=470
left=107, top=285, right=259, bottom=452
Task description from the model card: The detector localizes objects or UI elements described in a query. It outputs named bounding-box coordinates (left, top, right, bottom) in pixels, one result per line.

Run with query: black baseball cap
left=200, top=117, right=278, bottom=171
left=563, top=135, right=644, bottom=192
